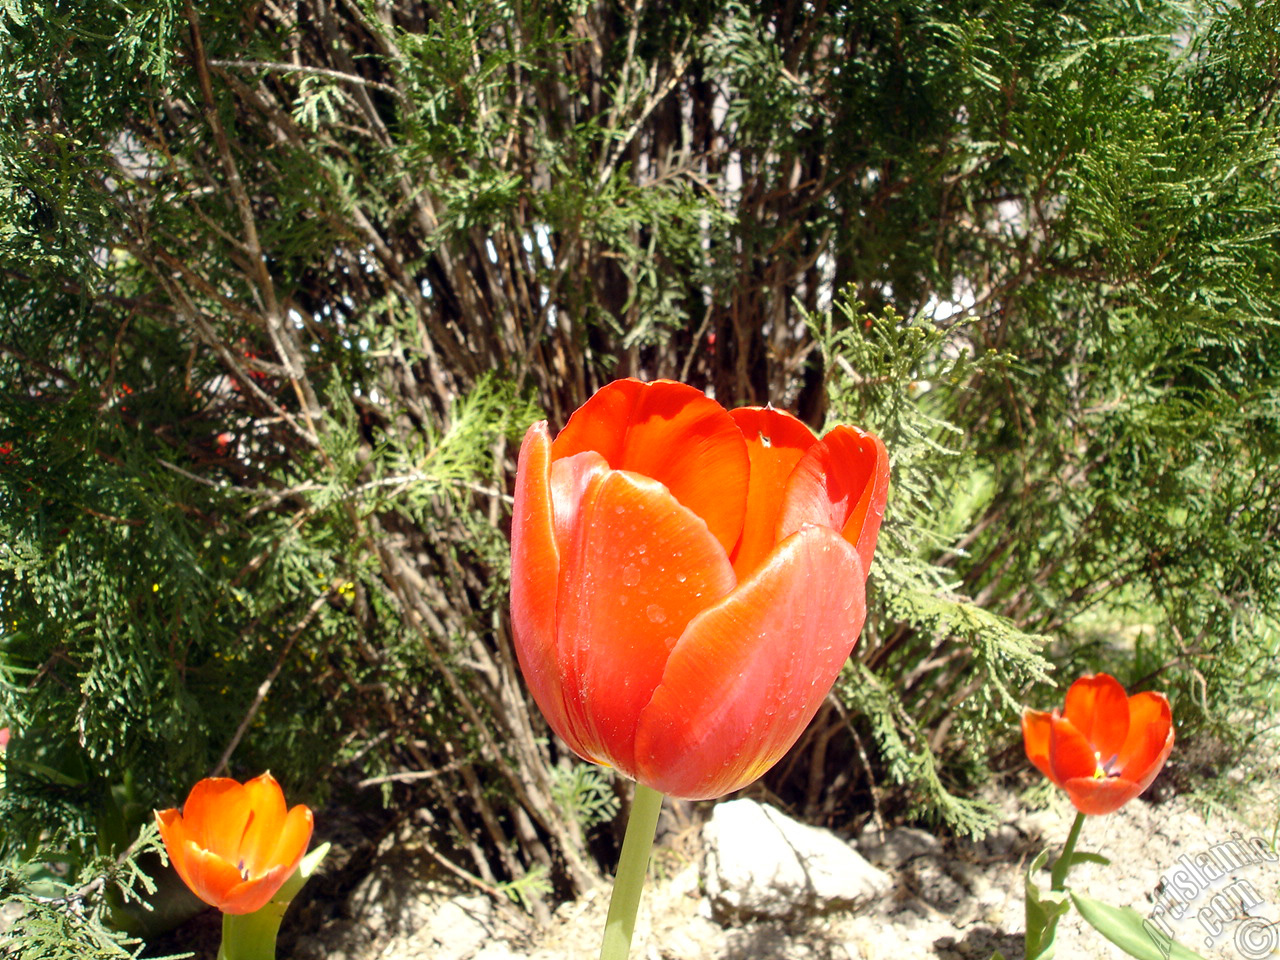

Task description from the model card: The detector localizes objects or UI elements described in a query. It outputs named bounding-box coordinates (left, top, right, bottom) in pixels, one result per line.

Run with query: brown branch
left=209, top=58, right=406, bottom=98
left=212, top=586, right=334, bottom=776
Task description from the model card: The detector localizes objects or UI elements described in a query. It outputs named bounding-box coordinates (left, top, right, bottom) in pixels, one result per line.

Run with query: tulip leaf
left=4, top=756, right=85, bottom=787
left=274, top=841, right=331, bottom=905
left=298, top=841, right=331, bottom=879
left=1062, top=851, right=1111, bottom=869
left=1025, top=848, right=1070, bottom=960
left=1071, top=891, right=1208, bottom=960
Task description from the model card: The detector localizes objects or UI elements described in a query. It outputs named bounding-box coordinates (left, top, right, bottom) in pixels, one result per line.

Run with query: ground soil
left=141, top=745, right=1280, bottom=960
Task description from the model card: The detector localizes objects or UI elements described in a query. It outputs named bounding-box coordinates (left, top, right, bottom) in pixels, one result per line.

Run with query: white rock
left=702, top=799, right=892, bottom=921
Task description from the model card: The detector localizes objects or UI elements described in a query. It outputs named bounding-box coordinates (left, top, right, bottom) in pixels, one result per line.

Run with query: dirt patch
left=272, top=774, right=1279, bottom=960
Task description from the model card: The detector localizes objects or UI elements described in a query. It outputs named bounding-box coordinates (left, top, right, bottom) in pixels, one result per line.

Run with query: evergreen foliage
left=1, top=0, right=1277, bottom=949
left=0, top=824, right=190, bottom=959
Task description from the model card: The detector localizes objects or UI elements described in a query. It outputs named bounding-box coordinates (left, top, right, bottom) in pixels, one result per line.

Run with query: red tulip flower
left=1022, top=673, right=1174, bottom=816
left=156, top=773, right=314, bottom=914
left=510, top=378, right=889, bottom=800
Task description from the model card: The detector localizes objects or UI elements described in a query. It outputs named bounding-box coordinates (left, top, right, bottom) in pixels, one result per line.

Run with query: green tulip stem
left=599, top=782, right=665, bottom=960
left=216, top=902, right=286, bottom=960
left=1051, top=810, right=1087, bottom=892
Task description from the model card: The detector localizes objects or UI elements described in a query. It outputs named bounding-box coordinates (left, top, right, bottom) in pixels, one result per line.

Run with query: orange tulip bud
left=511, top=378, right=890, bottom=800
left=155, top=773, right=314, bottom=915
left=1022, top=673, right=1174, bottom=816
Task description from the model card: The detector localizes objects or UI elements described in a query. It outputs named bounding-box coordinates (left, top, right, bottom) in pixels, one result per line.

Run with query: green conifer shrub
left=1, top=0, right=1276, bottom=949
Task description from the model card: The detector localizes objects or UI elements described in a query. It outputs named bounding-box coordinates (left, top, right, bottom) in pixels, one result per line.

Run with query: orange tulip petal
left=550, top=379, right=750, bottom=554
left=157, top=775, right=313, bottom=914
left=776, top=425, right=889, bottom=577
left=217, top=866, right=292, bottom=915
left=155, top=808, right=191, bottom=875
left=1062, top=674, right=1130, bottom=763
left=510, top=422, right=573, bottom=747
left=634, top=526, right=865, bottom=800
left=555, top=468, right=737, bottom=776
left=266, top=804, right=315, bottom=872
left=1116, top=691, right=1172, bottom=767
left=1117, top=691, right=1174, bottom=784
left=181, top=778, right=249, bottom=861
left=1021, top=709, right=1055, bottom=781
left=235, top=774, right=288, bottom=876
left=1132, top=730, right=1175, bottom=797
left=1024, top=673, right=1175, bottom=816
left=176, top=839, right=249, bottom=911
left=550, top=450, right=611, bottom=555
left=1127, top=728, right=1175, bottom=800
left=1060, top=775, right=1146, bottom=816
left=837, top=429, right=891, bottom=574
left=727, top=406, right=817, bottom=578
left=1047, top=716, right=1102, bottom=783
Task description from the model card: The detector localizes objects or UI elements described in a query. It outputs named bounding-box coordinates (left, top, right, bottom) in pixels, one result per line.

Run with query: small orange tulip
left=155, top=773, right=314, bottom=915
left=510, top=378, right=890, bottom=800
left=1022, top=673, right=1174, bottom=816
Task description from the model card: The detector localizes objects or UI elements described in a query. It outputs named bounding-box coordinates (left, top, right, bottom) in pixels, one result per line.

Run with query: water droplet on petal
left=622, top=565, right=640, bottom=587
left=646, top=604, right=667, bottom=624
left=676, top=572, right=687, bottom=583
